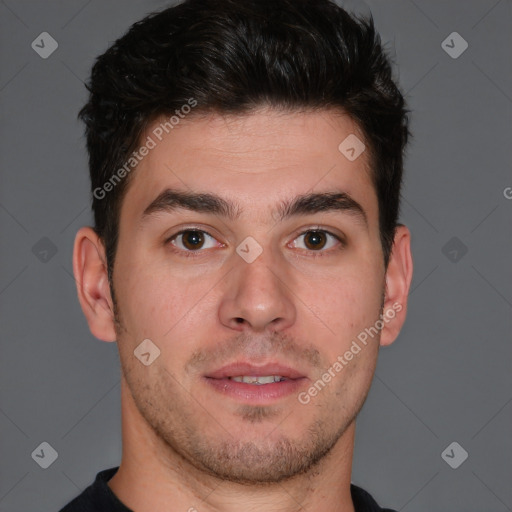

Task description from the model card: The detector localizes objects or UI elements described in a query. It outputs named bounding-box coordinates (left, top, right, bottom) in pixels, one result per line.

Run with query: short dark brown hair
left=78, top=0, right=410, bottom=284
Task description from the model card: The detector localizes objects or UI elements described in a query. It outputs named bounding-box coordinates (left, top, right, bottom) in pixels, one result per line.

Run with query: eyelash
left=164, top=226, right=345, bottom=259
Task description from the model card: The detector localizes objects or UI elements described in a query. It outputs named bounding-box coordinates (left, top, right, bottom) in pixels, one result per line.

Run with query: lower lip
left=203, top=377, right=307, bottom=403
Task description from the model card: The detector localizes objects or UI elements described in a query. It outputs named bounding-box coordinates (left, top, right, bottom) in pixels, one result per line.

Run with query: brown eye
left=291, top=229, right=342, bottom=254
left=181, top=230, right=205, bottom=250
left=303, top=231, right=328, bottom=250
left=169, top=230, right=217, bottom=252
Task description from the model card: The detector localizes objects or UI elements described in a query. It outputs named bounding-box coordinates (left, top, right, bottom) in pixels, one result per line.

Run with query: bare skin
left=73, top=107, right=413, bottom=512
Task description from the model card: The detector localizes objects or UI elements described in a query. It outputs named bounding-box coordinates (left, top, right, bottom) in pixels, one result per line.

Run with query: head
left=74, top=0, right=412, bottom=485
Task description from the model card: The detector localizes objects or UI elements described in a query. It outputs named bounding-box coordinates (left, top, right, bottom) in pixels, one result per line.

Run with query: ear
left=379, top=224, right=413, bottom=346
left=72, top=226, right=117, bottom=342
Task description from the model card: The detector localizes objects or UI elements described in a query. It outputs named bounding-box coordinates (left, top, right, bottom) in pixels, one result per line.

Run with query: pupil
left=306, top=231, right=325, bottom=250
left=183, top=230, right=204, bottom=250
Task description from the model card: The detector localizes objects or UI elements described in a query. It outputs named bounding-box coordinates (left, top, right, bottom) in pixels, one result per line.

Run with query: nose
left=218, top=246, right=297, bottom=333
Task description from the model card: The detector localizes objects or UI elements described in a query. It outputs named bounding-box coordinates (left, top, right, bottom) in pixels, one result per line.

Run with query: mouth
left=228, top=375, right=290, bottom=384
left=203, top=362, right=308, bottom=404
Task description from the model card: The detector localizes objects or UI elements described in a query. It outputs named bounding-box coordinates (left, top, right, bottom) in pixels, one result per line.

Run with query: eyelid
left=292, top=225, right=345, bottom=243
left=166, top=227, right=222, bottom=249
left=165, top=223, right=220, bottom=240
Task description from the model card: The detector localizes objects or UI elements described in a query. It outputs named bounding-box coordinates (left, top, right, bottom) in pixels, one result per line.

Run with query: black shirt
left=59, top=466, right=397, bottom=512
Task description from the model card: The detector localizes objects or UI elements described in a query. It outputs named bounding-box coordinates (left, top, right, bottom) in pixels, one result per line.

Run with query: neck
left=108, top=375, right=356, bottom=512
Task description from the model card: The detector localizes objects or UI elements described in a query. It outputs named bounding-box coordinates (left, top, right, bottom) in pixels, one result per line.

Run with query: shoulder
left=350, top=483, right=397, bottom=512
left=58, top=467, right=131, bottom=512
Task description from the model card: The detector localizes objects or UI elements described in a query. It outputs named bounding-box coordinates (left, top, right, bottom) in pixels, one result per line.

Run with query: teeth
left=230, top=375, right=286, bottom=385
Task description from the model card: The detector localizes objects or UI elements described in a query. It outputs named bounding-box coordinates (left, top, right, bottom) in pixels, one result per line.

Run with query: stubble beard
left=110, top=282, right=377, bottom=485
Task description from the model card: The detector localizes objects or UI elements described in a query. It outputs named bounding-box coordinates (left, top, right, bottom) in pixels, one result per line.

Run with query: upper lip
left=204, top=362, right=306, bottom=380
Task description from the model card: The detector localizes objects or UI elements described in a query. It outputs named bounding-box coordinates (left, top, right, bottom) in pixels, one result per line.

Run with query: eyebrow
left=140, top=188, right=368, bottom=228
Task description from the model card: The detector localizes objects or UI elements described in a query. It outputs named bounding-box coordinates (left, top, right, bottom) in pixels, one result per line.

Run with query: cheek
left=296, top=261, right=384, bottom=342
left=114, top=253, right=218, bottom=343
left=114, top=232, right=384, bottom=356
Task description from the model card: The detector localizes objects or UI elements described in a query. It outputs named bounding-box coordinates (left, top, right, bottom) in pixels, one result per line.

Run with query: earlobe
left=380, top=225, right=413, bottom=346
left=72, top=226, right=117, bottom=342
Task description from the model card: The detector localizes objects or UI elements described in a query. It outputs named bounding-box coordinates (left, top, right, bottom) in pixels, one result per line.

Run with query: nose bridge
left=218, top=235, right=296, bottom=332
left=236, top=239, right=281, bottom=294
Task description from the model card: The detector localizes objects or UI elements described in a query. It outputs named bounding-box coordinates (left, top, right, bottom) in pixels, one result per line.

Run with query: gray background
left=0, top=0, right=511, bottom=511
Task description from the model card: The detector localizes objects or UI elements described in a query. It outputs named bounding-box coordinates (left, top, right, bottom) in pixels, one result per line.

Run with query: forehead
left=119, top=108, right=378, bottom=229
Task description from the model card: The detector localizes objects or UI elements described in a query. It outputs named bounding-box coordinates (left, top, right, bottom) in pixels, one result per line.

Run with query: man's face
left=112, top=108, right=387, bottom=483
